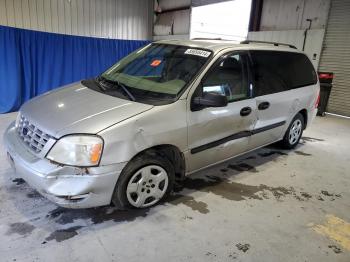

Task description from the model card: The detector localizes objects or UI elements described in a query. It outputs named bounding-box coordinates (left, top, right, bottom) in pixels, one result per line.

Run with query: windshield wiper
left=96, top=76, right=136, bottom=102
left=95, top=77, right=107, bottom=92
left=115, top=81, right=136, bottom=102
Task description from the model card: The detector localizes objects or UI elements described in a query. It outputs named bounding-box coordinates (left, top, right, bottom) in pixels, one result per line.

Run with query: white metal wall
left=0, top=0, right=153, bottom=40
left=153, top=0, right=191, bottom=40
left=259, top=0, right=331, bottom=31
left=152, top=0, right=233, bottom=40
left=318, top=0, right=350, bottom=116
left=157, top=0, right=190, bottom=11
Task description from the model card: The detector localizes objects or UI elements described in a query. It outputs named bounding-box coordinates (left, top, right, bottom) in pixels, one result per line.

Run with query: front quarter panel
left=98, top=100, right=188, bottom=165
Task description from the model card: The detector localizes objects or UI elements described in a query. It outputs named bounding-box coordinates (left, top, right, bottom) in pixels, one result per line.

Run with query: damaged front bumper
left=4, top=122, right=126, bottom=208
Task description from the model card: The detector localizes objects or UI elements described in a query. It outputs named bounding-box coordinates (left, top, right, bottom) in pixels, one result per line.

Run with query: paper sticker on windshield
left=184, top=49, right=211, bottom=57
left=150, top=59, right=162, bottom=67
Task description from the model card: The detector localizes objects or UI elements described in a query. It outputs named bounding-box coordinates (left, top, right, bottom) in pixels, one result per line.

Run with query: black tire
left=111, top=151, right=175, bottom=210
left=280, top=113, right=305, bottom=149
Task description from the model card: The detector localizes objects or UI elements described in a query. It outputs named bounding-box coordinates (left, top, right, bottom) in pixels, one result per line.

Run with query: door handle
left=258, top=101, right=270, bottom=110
left=240, top=106, right=252, bottom=117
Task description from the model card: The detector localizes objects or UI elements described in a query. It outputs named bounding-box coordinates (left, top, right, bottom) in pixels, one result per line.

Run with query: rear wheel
left=112, top=152, right=174, bottom=209
left=280, top=113, right=304, bottom=149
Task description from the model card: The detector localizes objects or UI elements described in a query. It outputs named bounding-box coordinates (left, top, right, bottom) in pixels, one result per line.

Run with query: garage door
left=318, top=0, right=350, bottom=116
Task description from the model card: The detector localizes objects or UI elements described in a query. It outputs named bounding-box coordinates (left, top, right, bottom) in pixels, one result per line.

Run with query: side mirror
left=192, top=92, right=228, bottom=109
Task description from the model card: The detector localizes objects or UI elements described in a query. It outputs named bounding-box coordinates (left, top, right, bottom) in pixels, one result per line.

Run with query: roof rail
left=192, top=37, right=223, bottom=41
left=240, top=40, right=297, bottom=49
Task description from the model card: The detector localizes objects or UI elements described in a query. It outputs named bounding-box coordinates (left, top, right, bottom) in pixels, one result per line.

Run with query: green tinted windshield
left=101, top=44, right=212, bottom=97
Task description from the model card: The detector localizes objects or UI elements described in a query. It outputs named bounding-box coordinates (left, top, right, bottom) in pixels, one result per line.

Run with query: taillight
left=315, top=91, right=320, bottom=108
left=318, top=73, right=333, bottom=80
left=318, top=72, right=334, bottom=84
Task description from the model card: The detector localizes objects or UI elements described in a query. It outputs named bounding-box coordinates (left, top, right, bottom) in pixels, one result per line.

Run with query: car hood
left=20, top=82, right=153, bottom=137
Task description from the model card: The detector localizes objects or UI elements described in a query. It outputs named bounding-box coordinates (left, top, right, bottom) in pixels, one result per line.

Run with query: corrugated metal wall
left=0, top=0, right=153, bottom=40
left=318, top=0, right=350, bottom=116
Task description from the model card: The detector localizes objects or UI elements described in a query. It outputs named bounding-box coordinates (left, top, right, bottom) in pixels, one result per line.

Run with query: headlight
left=47, top=135, right=103, bottom=167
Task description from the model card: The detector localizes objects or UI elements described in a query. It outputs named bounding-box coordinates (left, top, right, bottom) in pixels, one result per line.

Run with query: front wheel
left=280, top=113, right=304, bottom=149
left=112, top=152, right=174, bottom=209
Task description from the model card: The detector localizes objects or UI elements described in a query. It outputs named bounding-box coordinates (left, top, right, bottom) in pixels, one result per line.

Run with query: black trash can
left=317, top=72, right=334, bottom=116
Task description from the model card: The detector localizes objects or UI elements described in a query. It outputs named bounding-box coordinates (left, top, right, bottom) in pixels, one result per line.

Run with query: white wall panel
left=36, top=0, right=45, bottom=31
left=173, top=9, right=190, bottom=35
left=44, top=0, right=51, bottom=31
left=64, top=0, right=72, bottom=34
left=260, top=0, right=330, bottom=31
left=0, top=0, right=7, bottom=26
left=5, top=0, right=15, bottom=27
left=29, top=0, right=38, bottom=29
left=153, top=34, right=189, bottom=40
left=116, top=0, right=122, bottom=38
left=76, top=0, right=84, bottom=35
left=153, top=8, right=190, bottom=37
left=57, top=0, right=65, bottom=34
left=157, top=0, right=191, bottom=11
left=21, top=0, right=31, bottom=29
left=0, top=0, right=153, bottom=40
left=153, top=12, right=173, bottom=36
left=70, top=0, right=77, bottom=35
left=192, top=0, right=232, bottom=6
left=13, top=0, right=23, bottom=28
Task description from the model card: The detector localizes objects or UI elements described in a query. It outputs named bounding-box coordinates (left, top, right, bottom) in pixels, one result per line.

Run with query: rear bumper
left=4, top=122, right=126, bottom=208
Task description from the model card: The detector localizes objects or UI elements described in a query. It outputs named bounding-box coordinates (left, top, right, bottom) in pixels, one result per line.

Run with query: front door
left=186, top=52, right=257, bottom=173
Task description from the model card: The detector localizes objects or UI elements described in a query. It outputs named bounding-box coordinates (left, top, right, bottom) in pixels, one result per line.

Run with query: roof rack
left=192, top=37, right=224, bottom=41
left=240, top=40, right=297, bottom=49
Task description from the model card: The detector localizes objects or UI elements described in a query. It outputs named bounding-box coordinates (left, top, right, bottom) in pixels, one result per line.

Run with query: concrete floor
left=0, top=112, right=349, bottom=262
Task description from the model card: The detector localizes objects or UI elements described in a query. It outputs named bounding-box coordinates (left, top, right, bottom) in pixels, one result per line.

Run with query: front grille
left=17, top=114, right=52, bottom=153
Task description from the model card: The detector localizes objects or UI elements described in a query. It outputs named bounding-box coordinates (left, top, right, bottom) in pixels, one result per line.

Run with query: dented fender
left=98, top=99, right=188, bottom=165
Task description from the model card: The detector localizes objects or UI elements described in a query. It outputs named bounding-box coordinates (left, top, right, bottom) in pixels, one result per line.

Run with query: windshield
left=90, top=44, right=212, bottom=105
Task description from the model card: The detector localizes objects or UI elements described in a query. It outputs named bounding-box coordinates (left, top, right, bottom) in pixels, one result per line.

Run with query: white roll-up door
left=318, top=0, right=350, bottom=116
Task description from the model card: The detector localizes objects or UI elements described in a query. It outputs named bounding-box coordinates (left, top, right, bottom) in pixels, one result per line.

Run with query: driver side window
left=202, top=53, right=248, bottom=102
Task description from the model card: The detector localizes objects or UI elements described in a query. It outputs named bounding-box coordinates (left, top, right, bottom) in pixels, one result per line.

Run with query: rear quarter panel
left=280, top=82, right=320, bottom=136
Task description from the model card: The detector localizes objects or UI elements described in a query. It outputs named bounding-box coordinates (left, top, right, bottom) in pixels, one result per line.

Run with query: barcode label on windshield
left=184, top=49, right=211, bottom=57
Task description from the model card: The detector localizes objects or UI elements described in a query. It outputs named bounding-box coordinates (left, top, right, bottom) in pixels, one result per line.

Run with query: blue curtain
left=0, top=25, right=150, bottom=113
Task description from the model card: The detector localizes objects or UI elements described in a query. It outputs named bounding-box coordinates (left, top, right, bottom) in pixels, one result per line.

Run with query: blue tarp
left=0, top=25, right=149, bottom=113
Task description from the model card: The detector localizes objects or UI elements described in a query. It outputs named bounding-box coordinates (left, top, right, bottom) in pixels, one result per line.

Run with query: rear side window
left=251, top=51, right=317, bottom=97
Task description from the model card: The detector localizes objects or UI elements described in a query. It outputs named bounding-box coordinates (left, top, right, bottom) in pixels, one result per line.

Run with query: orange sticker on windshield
left=150, top=59, right=162, bottom=67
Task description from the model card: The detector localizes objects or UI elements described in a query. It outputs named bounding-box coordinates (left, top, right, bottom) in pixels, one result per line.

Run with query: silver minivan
left=4, top=40, right=320, bottom=209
